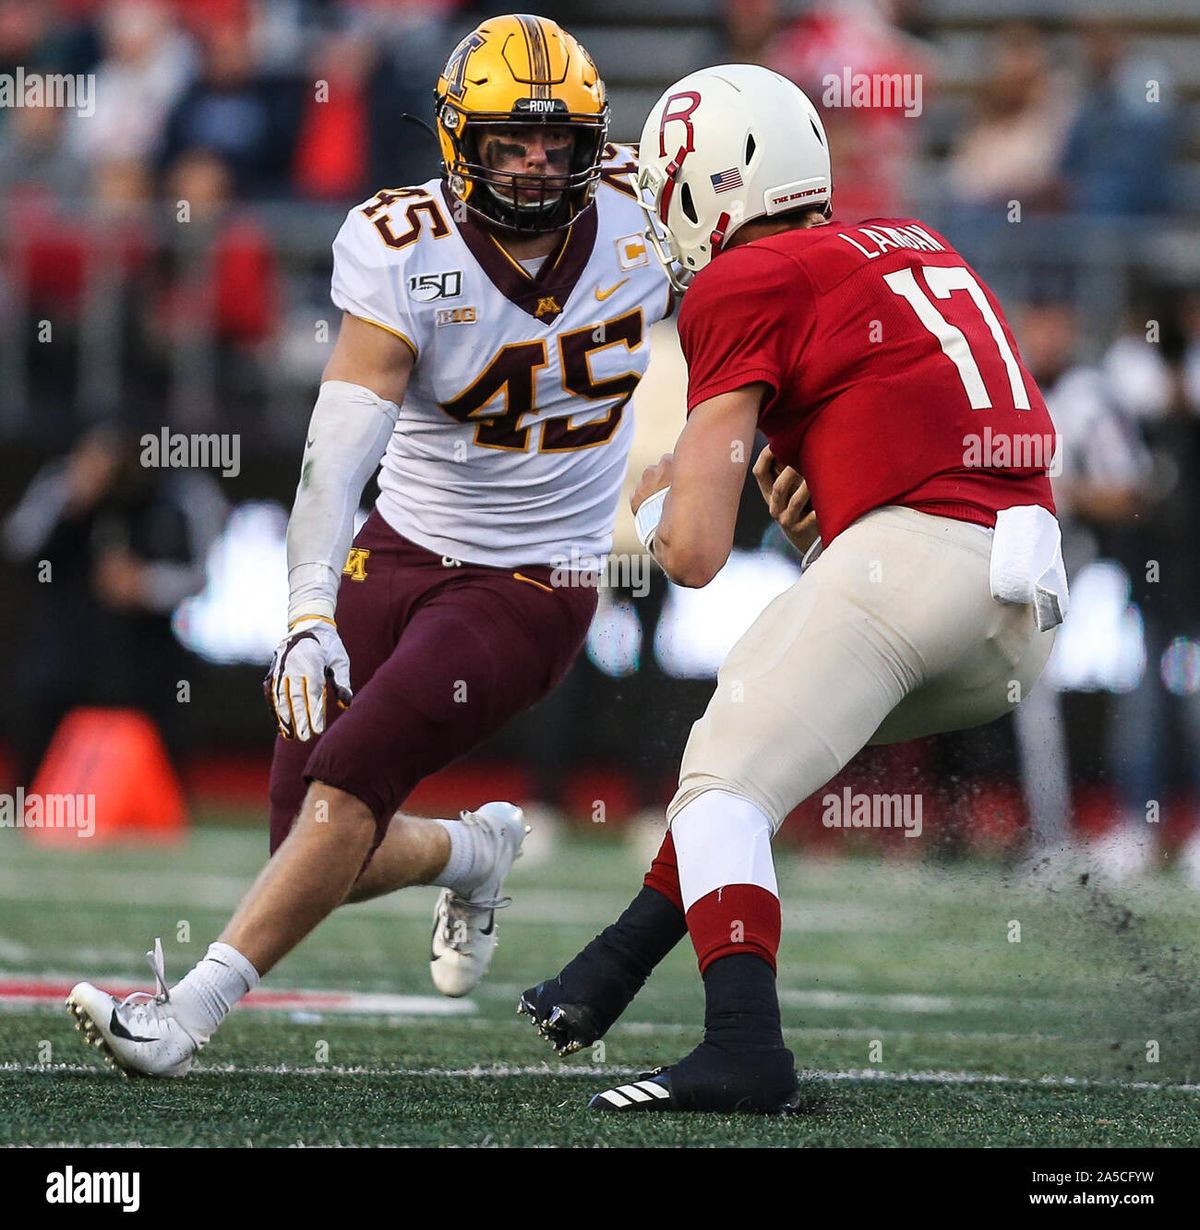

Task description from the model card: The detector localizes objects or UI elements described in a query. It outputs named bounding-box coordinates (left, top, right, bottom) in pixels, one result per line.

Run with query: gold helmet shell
left=435, top=14, right=609, bottom=233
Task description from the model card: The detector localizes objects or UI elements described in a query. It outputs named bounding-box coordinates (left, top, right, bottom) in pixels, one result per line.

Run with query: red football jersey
left=677, top=217, right=1056, bottom=545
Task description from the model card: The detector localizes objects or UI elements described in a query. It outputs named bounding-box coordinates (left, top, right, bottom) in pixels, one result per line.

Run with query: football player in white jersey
left=66, top=14, right=672, bottom=1078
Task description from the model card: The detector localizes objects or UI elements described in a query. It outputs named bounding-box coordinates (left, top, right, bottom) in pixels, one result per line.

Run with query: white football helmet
left=637, top=64, right=832, bottom=292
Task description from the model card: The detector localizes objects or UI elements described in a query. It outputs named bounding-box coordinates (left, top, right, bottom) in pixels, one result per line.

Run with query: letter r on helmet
left=659, top=91, right=701, bottom=158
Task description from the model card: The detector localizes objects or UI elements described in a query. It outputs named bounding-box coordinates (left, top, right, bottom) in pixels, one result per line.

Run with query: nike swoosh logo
left=108, top=1009, right=156, bottom=1044
left=595, top=279, right=628, bottom=301
left=480, top=912, right=496, bottom=936
left=306, top=437, right=316, bottom=448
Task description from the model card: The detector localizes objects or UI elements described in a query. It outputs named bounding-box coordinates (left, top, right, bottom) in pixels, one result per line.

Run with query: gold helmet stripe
left=516, top=13, right=551, bottom=100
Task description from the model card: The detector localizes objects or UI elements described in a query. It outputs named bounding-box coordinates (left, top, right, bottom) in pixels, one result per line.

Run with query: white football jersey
left=329, top=144, right=673, bottom=568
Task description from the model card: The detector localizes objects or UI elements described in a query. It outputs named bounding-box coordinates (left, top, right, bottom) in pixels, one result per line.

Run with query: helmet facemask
left=636, top=161, right=693, bottom=294
left=440, top=105, right=608, bottom=236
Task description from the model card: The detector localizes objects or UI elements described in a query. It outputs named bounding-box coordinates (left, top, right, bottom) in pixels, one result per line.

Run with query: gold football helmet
left=435, top=14, right=609, bottom=233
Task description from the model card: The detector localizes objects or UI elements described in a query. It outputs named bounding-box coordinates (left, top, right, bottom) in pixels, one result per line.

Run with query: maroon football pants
left=268, top=509, right=597, bottom=853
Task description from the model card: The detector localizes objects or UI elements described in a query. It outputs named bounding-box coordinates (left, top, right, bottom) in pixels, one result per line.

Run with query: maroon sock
left=685, top=884, right=781, bottom=975
left=643, top=830, right=684, bottom=912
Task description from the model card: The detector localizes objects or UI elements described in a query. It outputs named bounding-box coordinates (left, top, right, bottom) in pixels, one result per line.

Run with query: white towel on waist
left=989, top=505, right=1069, bottom=632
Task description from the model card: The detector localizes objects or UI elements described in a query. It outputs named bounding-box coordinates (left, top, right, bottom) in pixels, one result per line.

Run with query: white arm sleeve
left=286, top=379, right=399, bottom=624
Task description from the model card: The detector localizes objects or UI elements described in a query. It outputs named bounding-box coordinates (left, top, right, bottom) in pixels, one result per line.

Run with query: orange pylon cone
left=25, top=708, right=187, bottom=846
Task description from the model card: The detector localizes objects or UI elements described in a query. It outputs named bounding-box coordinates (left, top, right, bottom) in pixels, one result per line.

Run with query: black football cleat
left=588, top=1069, right=674, bottom=1111
left=588, top=1043, right=803, bottom=1115
left=518, top=888, right=688, bottom=1057
left=517, top=980, right=607, bottom=1056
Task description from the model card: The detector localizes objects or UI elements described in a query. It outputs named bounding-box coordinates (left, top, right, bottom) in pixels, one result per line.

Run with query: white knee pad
left=670, top=789, right=778, bottom=912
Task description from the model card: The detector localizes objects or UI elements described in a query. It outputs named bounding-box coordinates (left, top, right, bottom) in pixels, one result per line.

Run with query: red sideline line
left=1, top=979, right=357, bottom=1009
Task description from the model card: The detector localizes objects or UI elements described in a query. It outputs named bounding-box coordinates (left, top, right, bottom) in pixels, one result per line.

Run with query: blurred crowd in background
left=0, top=0, right=1189, bottom=213
left=2, top=0, right=1199, bottom=877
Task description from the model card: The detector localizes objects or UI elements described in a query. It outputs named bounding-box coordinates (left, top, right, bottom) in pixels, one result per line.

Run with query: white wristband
left=286, top=563, right=339, bottom=624
left=634, top=486, right=670, bottom=551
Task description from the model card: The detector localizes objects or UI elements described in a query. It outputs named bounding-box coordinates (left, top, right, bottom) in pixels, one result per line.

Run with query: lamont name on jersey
left=330, top=143, right=672, bottom=570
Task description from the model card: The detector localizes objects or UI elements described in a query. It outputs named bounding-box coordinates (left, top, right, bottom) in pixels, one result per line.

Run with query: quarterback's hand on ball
left=264, top=616, right=353, bottom=741
left=753, top=445, right=820, bottom=556
left=631, top=453, right=674, bottom=515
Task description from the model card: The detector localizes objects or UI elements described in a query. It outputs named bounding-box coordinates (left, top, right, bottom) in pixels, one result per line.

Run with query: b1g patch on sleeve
left=436, top=306, right=477, bottom=326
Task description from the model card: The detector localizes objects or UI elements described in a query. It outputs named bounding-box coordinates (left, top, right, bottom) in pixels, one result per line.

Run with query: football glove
left=264, top=615, right=352, bottom=741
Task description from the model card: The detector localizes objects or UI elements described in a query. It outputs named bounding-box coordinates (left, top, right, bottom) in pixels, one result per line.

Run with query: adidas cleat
left=66, top=939, right=202, bottom=1078
left=517, top=980, right=606, bottom=1056
left=589, top=1043, right=803, bottom=1115
left=588, top=1072, right=673, bottom=1111
left=430, top=802, right=528, bottom=997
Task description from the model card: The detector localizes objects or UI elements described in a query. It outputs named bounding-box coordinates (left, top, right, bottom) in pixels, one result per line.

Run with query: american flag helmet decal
left=710, top=168, right=744, bottom=193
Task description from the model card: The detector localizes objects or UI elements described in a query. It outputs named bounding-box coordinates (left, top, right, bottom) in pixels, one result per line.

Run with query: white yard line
left=815, top=1068, right=1200, bottom=1093
left=3, top=1060, right=1198, bottom=1094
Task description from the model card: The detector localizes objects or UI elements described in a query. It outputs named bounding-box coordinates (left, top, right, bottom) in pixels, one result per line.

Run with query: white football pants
left=666, top=505, right=1057, bottom=834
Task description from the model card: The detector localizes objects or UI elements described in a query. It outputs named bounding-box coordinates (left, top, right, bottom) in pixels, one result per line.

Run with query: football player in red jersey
left=521, top=63, right=1069, bottom=1114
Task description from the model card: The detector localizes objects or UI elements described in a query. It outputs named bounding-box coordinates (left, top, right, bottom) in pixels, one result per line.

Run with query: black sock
left=558, top=886, right=687, bottom=1012
left=701, top=953, right=785, bottom=1052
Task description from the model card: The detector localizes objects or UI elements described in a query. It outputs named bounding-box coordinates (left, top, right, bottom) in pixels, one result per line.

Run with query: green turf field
left=2, top=819, right=1199, bottom=1147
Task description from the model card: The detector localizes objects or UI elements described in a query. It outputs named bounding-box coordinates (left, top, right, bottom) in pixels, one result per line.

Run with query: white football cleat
left=66, top=939, right=202, bottom=1078
left=430, top=802, right=528, bottom=998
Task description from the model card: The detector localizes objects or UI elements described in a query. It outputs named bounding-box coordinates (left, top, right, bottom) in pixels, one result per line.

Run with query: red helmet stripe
left=709, top=210, right=732, bottom=256
left=658, top=144, right=689, bottom=226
